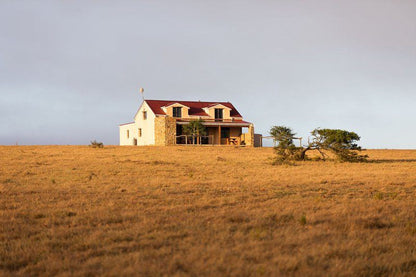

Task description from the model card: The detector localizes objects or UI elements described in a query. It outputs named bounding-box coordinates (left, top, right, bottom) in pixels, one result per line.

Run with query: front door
left=221, top=127, right=230, bottom=144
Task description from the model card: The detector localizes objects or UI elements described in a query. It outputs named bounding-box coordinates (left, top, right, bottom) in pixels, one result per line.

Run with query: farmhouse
left=119, top=100, right=260, bottom=146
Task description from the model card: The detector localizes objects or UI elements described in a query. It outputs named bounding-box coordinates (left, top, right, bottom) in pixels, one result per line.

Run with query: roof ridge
left=146, top=99, right=230, bottom=103
left=144, top=99, right=242, bottom=118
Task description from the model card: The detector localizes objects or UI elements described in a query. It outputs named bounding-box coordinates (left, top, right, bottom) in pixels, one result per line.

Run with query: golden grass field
left=1, top=146, right=416, bottom=276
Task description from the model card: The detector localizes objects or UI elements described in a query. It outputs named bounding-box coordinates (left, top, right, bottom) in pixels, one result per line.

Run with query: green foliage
left=310, top=128, right=361, bottom=150
left=270, top=125, right=304, bottom=164
left=270, top=126, right=295, bottom=148
left=182, top=119, right=207, bottom=137
left=270, top=126, right=367, bottom=164
left=90, top=140, right=104, bottom=148
left=310, top=128, right=367, bottom=162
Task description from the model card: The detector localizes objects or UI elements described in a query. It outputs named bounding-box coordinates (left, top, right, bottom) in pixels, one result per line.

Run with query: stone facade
left=154, top=117, right=177, bottom=146
left=120, top=100, right=258, bottom=146
left=245, top=124, right=255, bottom=147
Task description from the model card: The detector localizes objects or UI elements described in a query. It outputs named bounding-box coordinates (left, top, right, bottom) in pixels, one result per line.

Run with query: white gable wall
left=133, top=101, right=156, bottom=145
left=119, top=101, right=156, bottom=146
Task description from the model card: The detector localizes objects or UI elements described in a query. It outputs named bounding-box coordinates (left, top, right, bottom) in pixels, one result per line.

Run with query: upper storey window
left=143, top=111, right=147, bottom=120
left=215, top=108, right=223, bottom=121
left=173, top=107, right=182, bottom=118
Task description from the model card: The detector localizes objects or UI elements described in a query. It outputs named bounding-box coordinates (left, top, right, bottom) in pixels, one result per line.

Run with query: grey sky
left=1, top=0, right=415, bottom=148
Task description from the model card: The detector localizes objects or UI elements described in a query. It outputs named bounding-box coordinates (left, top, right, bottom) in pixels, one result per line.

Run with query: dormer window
left=215, top=108, right=223, bottom=121
left=173, top=107, right=182, bottom=118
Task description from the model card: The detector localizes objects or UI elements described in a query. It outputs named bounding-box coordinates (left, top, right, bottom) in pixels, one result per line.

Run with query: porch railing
left=175, top=135, right=215, bottom=145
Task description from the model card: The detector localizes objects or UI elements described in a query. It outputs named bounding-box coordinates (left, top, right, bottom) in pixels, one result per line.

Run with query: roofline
left=205, top=103, right=232, bottom=109
left=119, top=122, right=135, bottom=126
left=146, top=99, right=231, bottom=104
left=162, top=102, right=190, bottom=109
left=133, top=100, right=146, bottom=119
left=133, top=100, right=156, bottom=119
left=143, top=99, right=244, bottom=118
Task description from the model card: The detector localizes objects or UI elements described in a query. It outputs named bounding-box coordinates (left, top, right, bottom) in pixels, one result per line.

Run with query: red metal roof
left=145, top=100, right=243, bottom=117
left=176, top=119, right=251, bottom=126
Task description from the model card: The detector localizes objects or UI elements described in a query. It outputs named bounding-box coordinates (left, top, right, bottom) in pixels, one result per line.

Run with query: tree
left=270, top=126, right=303, bottom=164
left=309, top=128, right=367, bottom=162
left=270, top=126, right=296, bottom=147
left=182, top=119, right=207, bottom=144
left=270, top=126, right=367, bottom=163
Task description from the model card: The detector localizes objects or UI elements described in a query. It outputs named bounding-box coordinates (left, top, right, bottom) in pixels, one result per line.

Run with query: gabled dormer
left=161, top=102, right=190, bottom=118
left=203, top=103, right=232, bottom=121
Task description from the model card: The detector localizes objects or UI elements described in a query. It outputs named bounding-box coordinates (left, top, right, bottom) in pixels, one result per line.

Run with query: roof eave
left=176, top=121, right=252, bottom=127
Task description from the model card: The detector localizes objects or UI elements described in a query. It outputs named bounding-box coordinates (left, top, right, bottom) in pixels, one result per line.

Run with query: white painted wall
left=119, top=101, right=156, bottom=146
left=119, top=123, right=136, bottom=145
left=133, top=101, right=156, bottom=146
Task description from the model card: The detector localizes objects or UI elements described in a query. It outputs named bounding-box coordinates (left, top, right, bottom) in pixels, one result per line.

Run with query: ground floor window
left=176, top=124, right=183, bottom=135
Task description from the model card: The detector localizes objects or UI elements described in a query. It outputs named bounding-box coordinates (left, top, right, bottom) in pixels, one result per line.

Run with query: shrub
left=90, top=140, right=104, bottom=148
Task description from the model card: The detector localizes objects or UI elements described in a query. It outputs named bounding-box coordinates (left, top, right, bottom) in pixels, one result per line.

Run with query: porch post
left=218, top=125, right=221, bottom=145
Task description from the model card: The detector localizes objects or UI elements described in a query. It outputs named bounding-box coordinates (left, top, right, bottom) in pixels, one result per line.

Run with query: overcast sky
left=1, top=0, right=415, bottom=148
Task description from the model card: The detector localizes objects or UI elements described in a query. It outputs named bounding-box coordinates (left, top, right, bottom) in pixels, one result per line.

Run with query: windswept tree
left=270, top=125, right=367, bottom=163
left=270, top=126, right=302, bottom=164
left=182, top=119, right=207, bottom=144
left=309, top=128, right=367, bottom=162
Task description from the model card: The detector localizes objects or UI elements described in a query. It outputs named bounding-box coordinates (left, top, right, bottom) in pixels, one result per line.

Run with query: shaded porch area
left=175, top=120, right=252, bottom=146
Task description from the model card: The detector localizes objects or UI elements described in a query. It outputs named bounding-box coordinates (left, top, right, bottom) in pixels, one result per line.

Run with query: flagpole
left=139, top=87, right=144, bottom=101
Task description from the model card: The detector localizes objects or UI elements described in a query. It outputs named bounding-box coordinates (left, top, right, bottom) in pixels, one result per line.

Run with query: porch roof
left=176, top=119, right=251, bottom=127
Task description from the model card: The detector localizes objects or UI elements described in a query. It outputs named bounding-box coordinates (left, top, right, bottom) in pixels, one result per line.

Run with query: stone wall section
left=154, top=117, right=177, bottom=146
left=165, top=117, right=176, bottom=145
left=245, top=124, right=255, bottom=147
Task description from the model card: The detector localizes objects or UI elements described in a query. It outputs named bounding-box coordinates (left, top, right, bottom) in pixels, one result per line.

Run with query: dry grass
left=1, top=146, right=416, bottom=276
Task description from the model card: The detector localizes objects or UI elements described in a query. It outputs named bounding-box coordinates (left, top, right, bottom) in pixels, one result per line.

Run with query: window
left=176, top=124, right=183, bottom=135
left=127, top=130, right=129, bottom=138
left=138, top=128, right=142, bottom=137
left=143, top=111, right=147, bottom=120
left=215, top=108, right=223, bottom=121
left=173, top=107, right=182, bottom=118
left=221, top=127, right=230, bottom=139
